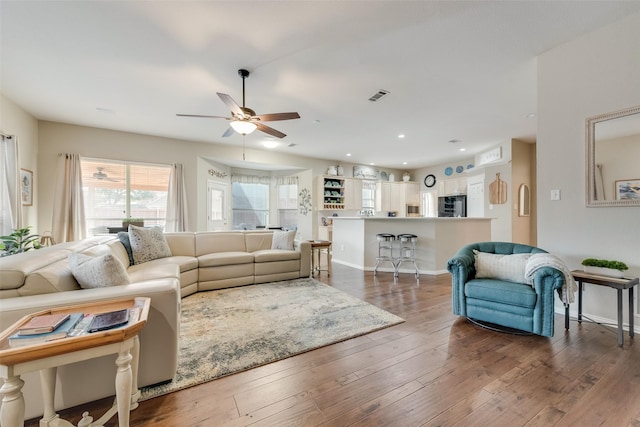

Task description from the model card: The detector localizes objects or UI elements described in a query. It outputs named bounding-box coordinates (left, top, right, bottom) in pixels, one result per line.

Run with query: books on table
left=17, top=313, right=70, bottom=335
left=9, top=313, right=84, bottom=347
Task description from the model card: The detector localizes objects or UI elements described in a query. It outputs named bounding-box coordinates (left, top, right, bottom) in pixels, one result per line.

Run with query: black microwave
left=438, top=195, right=467, bottom=217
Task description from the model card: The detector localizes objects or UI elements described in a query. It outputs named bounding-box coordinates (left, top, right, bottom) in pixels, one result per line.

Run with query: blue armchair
left=447, top=242, right=566, bottom=337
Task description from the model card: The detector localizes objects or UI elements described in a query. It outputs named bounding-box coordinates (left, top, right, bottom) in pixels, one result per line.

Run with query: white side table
left=0, top=297, right=150, bottom=427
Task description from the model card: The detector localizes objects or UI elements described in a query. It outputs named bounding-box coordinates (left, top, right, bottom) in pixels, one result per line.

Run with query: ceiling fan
left=177, top=69, right=300, bottom=139
left=92, top=167, right=118, bottom=182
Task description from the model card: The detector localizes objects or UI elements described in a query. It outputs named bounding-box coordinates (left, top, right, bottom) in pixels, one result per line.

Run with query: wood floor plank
left=24, top=264, right=640, bottom=427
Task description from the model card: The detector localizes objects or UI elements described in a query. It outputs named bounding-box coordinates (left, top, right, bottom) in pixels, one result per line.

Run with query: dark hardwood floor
left=27, top=264, right=640, bottom=426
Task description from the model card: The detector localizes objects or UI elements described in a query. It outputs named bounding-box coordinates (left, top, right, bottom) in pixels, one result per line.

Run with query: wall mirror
left=586, top=104, right=640, bottom=207
left=518, top=184, right=530, bottom=216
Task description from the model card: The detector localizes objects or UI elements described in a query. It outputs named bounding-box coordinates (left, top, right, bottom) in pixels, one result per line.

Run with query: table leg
left=0, top=375, right=25, bottom=427
left=39, top=367, right=62, bottom=425
left=115, top=348, right=133, bottom=427
left=578, top=281, right=583, bottom=323
left=565, top=304, right=569, bottom=330
left=629, top=286, right=635, bottom=339
left=617, top=289, right=624, bottom=347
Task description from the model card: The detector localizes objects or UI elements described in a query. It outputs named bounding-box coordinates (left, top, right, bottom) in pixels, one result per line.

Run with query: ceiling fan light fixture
left=230, top=120, right=257, bottom=135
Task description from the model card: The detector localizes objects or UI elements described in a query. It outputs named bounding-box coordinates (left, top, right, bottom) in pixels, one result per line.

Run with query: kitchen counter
left=331, top=217, right=492, bottom=274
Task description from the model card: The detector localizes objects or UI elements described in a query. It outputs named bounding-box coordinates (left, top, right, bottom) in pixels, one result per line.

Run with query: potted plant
left=581, top=258, right=629, bottom=278
left=122, top=217, right=144, bottom=228
left=0, top=226, right=42, bottom=257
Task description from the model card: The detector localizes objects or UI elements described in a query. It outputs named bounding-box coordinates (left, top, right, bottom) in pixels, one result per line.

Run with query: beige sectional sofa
left=0, top=230, right=311, bottom=419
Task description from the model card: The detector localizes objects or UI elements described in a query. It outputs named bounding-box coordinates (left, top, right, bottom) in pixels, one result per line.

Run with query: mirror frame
left=586, top=104, right=640, bottom=207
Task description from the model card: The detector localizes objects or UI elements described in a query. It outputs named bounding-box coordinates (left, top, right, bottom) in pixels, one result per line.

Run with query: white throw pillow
left=69, top=253, right=131, bottom=289
left=473, top=249, right=531, bottom=283
left=271, top=230, right=296, bottom=250
left=128, top=225, right=172, bottom=265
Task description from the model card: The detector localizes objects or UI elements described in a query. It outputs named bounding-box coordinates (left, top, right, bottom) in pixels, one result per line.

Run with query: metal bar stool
left=395, top=233, right=419, bottom=278
left=374, top=233, right=396, bottom=275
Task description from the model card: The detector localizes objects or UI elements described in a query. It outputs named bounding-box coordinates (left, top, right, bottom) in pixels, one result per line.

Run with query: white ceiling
left=2, top=1, right=640, bottom=169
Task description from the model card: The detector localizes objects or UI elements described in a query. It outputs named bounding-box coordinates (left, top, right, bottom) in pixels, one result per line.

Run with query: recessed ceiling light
left=346, top=153, right=352, bottom=157
left=459, top=148, right=466, bottom=152
left=262, top=141, right=279, bottom=149
left=369, top=162, right=375, bottom=166
left=402, top=162, right=408, bottom=165
left=398, top=134, right=406, bottom=139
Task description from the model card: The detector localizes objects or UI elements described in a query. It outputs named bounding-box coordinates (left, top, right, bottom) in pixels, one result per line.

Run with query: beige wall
left=511, top=139, right=534, bottom=245
left=0, top=94, right=39, bottom=230
left=538, top=12, right=640, bottom=323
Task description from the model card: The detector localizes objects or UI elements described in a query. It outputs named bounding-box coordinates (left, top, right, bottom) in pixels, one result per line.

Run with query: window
left=277, top=184, right=298, bottom=230
left=81, top=159, right=171, bottom=234
left=232, top=182, right=269, bottom=230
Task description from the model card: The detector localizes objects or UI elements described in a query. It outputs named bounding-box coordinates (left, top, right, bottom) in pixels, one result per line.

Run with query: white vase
left=337, top=165, right=344, bottom=176
left=388, top=173, right=395, bottom=182
left=402, top=174, right=410, bottom=182
left=327, top=166, right=337, bottom=176
left=583, top=266, right=624, bottom=278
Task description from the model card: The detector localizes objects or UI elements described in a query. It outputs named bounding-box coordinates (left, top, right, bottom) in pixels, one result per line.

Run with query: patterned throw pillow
left=69, top=253, right=131, bottom=289
left=128, top=225, right=172, bottom=265
left=473, top=249, right=531, bottom=283
left=271, top=230, right=296, bottom=250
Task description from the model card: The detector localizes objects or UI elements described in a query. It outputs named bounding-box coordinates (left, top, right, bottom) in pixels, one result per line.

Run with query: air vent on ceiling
left=368, top=89, right=390, bottom=102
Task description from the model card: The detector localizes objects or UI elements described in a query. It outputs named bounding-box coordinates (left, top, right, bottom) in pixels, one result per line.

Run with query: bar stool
left=395, top=234, right=419, bottom=278
left=374, top=233, right=396, bottom=275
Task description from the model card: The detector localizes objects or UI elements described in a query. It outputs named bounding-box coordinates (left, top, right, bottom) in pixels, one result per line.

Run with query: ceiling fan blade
left=222, top=127, right=235, bottom=138
left=217, top=92, right=244, bottom=116
left=253, top=112, right=300, bottom=122
left=176, top=113, right=230, bottom=119
left=256, top=122, right=287, bottom=139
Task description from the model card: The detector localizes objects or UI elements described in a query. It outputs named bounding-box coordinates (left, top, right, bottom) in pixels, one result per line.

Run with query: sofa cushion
left=128, top=225, right=172, bottom=265
left=117, top=232, right=135, bottom=266
left=253, top=249, right=300, bottom=262
left=473, top=250, right=531, bottom=283
left=270, top=230, right=296, bottom=250
left=198, top=251, right=254, bottom=268
left=465, top=279, right=537, bottom=308
left=68, top=253, right=130, bottom=289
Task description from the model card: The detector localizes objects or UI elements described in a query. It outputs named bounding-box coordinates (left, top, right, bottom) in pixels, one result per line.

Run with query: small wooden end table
left=0, top=297, right=150, bottom=427
left=570, top=270, right=639, bottom=347
left=308, top=240, right=332, bottom=277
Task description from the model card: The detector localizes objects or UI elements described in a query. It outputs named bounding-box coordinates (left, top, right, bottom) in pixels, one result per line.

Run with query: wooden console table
left=570, top=270, right=639, bottom=347
left=0, top=297, right=150, bottom=427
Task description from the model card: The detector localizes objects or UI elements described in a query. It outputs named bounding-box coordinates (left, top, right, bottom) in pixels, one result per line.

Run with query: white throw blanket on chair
left=524, top=253, right=577, bottom=304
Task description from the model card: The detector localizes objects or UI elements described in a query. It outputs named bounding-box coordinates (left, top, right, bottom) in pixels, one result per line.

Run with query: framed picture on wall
left=20, top=168, right=33, bottom=206
left=615, top=179, right=640, bottom=200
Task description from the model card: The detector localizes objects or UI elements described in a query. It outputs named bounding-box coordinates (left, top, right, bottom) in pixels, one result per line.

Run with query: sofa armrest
left=446, top=248, right=476, bottom=316
left=530, top=266, right=565, bottom=336
left=295, top=240, right=311, bottom=278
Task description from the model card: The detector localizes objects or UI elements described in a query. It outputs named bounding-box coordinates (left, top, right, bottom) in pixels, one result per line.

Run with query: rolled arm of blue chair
left=446, top=248, right=476, bottom=316
left=530, top=266, right=565, bottom=337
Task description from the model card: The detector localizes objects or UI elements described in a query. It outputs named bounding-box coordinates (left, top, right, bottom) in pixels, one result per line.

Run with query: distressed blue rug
left=140, top=278, right=404, bottom=400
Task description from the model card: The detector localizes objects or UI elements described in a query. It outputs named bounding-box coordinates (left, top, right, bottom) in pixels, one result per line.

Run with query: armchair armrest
left=446, top=247, right=476, bottom=316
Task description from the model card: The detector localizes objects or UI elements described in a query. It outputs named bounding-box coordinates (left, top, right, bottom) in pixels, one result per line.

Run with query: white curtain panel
left=165, top=163, right=189, bottom=232
left=52, top=153, right=86, bottom=243
left=0, top=134, right=22, bottom=234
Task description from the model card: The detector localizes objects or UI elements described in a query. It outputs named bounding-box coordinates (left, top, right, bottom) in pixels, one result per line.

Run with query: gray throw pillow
left=271, top=230, right=296, bottom=250
left=117, top=231, right=135, bottom=266
left=128, top=225, right=172, bottom=264
left=68, top=253, right=131, bottom=289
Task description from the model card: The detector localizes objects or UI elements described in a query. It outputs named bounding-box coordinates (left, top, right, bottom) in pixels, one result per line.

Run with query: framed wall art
left=20, top=168, right=33, bottom=206
left=615, top=179, right=640, bottom=200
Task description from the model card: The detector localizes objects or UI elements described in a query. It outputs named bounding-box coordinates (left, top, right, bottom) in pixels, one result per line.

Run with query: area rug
left=140, top=278, right=404, bottom=400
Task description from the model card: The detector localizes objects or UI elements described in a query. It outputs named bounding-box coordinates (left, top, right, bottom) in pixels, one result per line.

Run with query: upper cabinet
left=375, top=181, right=420, bottom=216
left=317, top=176, right=346, bottom=210
left=437, top=176, right=467, bottom=196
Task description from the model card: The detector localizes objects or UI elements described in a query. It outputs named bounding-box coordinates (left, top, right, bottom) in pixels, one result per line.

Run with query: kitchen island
left=331, top=217, right=492, bottom=275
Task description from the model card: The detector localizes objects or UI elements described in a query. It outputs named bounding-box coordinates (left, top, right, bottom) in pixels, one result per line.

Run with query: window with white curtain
left=0, top=134, right=21, bottom=235
left=277, top=183, right=298, bottom=230
left=80, top=159, right=171, bottom=234
left=231, top=174, right=298, bottom=230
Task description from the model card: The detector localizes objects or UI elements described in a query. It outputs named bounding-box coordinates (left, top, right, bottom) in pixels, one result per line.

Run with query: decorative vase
left=583, top=266, right=624, bottom=278
left=402, top=173, right=410, bottom=182
left=388, top=173, right=395, bottom=182
left=337, top=165, right=344, bottom=176
left=327, top=166, right=337, bottom=176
